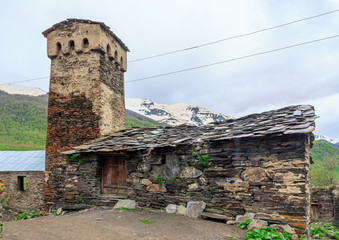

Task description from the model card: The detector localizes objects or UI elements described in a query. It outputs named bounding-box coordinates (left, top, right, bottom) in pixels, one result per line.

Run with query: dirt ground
left=3, top=207, right=247, bottom=240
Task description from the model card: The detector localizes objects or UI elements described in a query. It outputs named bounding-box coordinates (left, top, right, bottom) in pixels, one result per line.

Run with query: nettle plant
left=1, top=180, right=7, bottom=236
left=192, top=152, right=210, bottom=168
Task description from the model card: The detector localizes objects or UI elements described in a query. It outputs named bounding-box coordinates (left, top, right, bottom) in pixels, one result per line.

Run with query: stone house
left=63, top=105, right=316, bottom=235
left=311, top=186, right=339, bottom=225
left=41, top=19, right=318, bottom=236
left=0, top=151, right=45, bottom=211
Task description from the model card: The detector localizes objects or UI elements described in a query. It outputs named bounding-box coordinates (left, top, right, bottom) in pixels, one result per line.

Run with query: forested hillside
left=0, top=91, right=48, bottom=150
left=310, top=140, right=339, bottom=187
left=311, top=140, right=339, bottom=162
left=0, top=91, right=161, bottom=150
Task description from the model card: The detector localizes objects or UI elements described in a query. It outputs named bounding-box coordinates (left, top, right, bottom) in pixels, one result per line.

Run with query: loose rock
left=186, top=201, right=206, bottom=219
left=113, top=200, right=136, bottom=209
left=235, top=212, right=255, bottom=223
left=247, top=219, right=268, bottom=230
left=165, top=204, right=177, bottom=214
left=176, top=205, right=187, bottom=215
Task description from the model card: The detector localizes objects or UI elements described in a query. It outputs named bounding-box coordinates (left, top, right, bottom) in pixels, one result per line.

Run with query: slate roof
left=42, top=18, right=129, bottom=51
left=65, top=105, right=317, bottom=154
left=0, top=151, right=45, bottom=171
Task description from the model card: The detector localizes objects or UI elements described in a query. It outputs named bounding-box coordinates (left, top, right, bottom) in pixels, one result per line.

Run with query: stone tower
left=42, top=19, right=129, bottom=205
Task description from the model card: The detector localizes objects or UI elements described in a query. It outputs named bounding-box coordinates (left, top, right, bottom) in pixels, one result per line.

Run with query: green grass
left=0, top=90, right=162, bottom=151
left=0, top=143, right=45, bottom=151
left=138, top=218, right=153, bottom=224
left=126, top=116, right=160, bottom=128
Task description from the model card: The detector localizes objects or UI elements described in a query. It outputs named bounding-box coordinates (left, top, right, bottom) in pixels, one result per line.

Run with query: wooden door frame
left=100, top=153, right=127, bottom=194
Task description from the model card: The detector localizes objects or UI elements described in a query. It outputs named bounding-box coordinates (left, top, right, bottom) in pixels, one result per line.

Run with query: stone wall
left=68, top=133, right=312, bottom=235
left=0, top=172, right=45, bottom=211
left=311, top=186, right=339, bottom=225
left=44, top=20, right=127, bottom=207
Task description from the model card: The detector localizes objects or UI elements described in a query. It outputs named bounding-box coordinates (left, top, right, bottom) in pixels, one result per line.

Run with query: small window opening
left=120, top=57, right=124, bottom=67
left=83, top=38, right=89, bottom=48
left=114, top=50, right=118, bottom=60
left=56, top=42, right=61, bottom=54
left=107, top=44, right=112, bottom=56
left=69, top=40, right=75, bottom=50
left=18, top=176, right=27, bottom=191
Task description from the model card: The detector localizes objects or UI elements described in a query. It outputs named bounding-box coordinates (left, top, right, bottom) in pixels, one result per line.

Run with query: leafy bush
left=239, top=219, right=252, bottom=229
left=282, top=231, right=292, bottom=240
left=192, top=152, right=210, bottom=168
left=154, top=175, right=165, bottom=184
left=13, top=211, right=42, bottom=221
left=245, top=227, right=282, bottom=240
left=311, top=225, right=339, bottom=239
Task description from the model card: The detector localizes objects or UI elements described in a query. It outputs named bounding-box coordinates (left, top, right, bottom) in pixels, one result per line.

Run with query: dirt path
left=3, top=207, right=247, bottom=240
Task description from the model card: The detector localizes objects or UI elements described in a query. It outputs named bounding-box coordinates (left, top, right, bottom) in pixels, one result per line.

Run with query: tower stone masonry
left=42, top=19, right=129, bottom=205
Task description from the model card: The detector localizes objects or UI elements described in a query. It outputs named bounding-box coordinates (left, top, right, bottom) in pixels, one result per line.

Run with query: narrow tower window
left=69, top=40, right=75, bottom=51
left=83, top=38, right=89, bottom=48
left=107, top=44, right=112, bottom=56
left=120, top=57, right=124, bottom=67
left=56, top=42, right=61, bottom=54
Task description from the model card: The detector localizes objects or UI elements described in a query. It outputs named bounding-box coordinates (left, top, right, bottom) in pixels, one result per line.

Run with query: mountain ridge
left=315, top=135, right=339, bottom=149
left=0, top=84, right=232, bottom=127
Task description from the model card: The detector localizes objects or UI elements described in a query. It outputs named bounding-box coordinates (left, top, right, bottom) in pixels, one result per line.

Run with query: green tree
left=311, top=155, right=339, bottom=187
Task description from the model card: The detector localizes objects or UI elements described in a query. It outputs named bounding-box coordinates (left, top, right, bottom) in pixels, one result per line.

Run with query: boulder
left=176, top=205, right=187, bottom=215
left=180, top=167, right=202, bottom=179
left=247, top=219, right=268, bottom=230
left=165, top=204, right=177, bottom=214
left=113, top=200, right=136, bottom=209
left=186, top=201, right=206, bottom=219
left=235, top=212, right=255, bottom=223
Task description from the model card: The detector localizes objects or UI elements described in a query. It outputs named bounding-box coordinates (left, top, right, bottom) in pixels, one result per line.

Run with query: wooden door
left=102, top=156, right=127, bottom=195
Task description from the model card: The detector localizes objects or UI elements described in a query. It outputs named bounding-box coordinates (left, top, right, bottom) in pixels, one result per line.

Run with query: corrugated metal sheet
left=0, top=151, right=45, bottom=171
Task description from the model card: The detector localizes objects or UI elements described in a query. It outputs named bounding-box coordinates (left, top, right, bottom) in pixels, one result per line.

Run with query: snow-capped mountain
left=126, top=98, right=232, bottom=126
left=0, top=84, right=47, bottom=97
left=0, top=84, right=232, bottom=126
left=315, top=135, right=339, bottom=149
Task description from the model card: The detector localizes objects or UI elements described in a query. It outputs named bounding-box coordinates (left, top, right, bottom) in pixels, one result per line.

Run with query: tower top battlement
left=43, top=19, right=129, bottom=71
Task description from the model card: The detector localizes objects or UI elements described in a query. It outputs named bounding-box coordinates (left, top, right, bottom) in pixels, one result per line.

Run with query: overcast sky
left=1, top=1, right=339, bottom=140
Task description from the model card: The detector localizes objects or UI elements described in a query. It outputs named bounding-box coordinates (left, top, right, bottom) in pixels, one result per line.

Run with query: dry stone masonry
left=311, top=186, right=339, bottom=226
left=0, top=172, right=44, bottom=212
left=65, top=105, right=316, bottom=236
left=43, top=19, right=129, bottom=206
